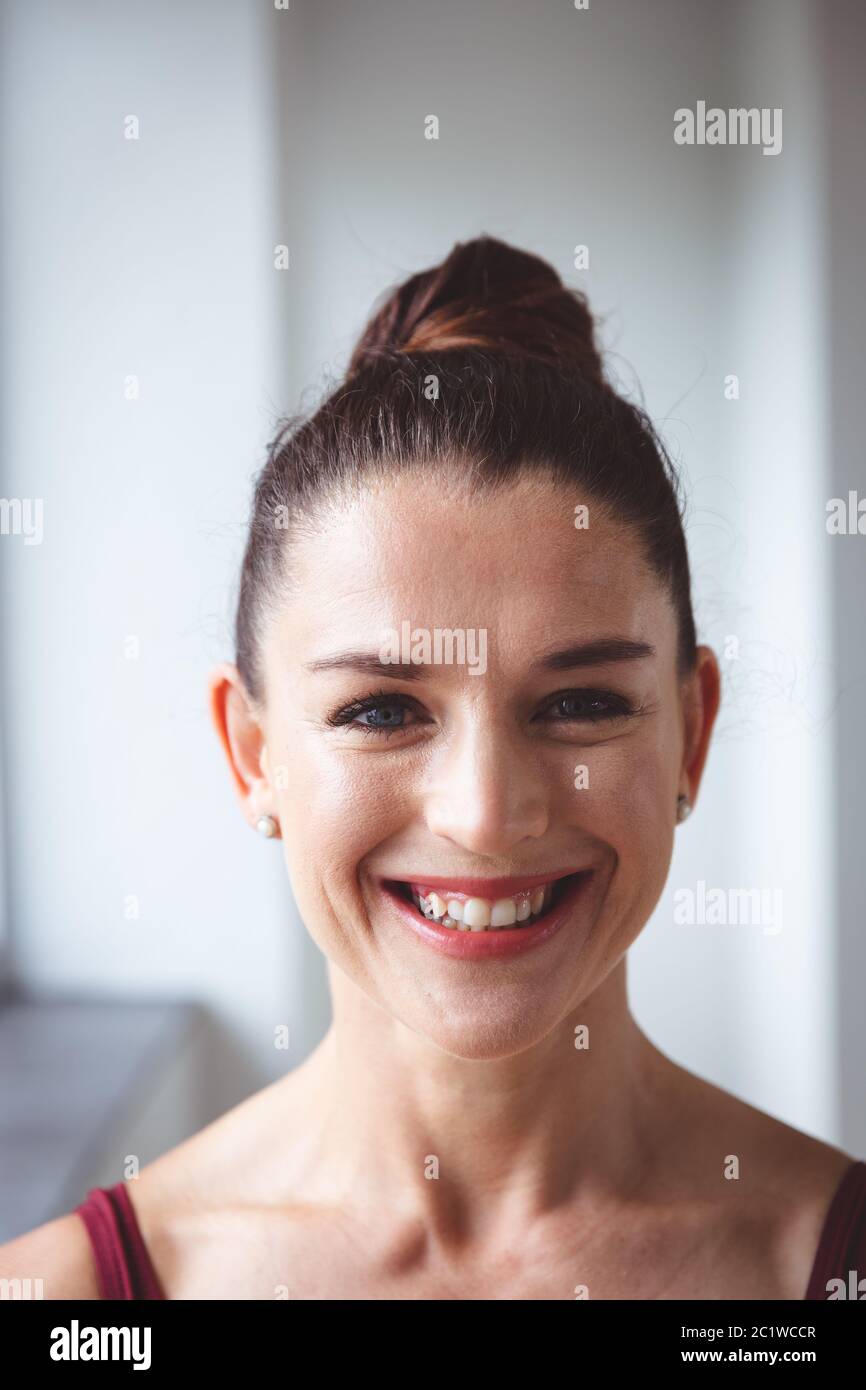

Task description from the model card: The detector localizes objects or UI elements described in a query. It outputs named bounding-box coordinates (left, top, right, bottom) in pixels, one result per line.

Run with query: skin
left=0, top=470, right=855, bottom=1299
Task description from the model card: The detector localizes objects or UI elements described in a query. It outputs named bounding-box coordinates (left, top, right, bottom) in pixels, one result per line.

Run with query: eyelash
left=325, top=687, right=639, bottom=738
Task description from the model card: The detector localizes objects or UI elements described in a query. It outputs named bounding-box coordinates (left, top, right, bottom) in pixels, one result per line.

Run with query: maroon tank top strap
left=804, top=1159, right=866, bottom=1300
left=75, top=1183, right=166, bottom=1300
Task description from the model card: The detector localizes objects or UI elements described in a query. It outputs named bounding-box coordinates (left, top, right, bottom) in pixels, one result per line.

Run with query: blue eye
left=326, top=691, right=421, bottom=736
left=355, top=700, right=410, bottom=730
left=325, top=686, right=638, bottom=739
left=542, top=690, right=635, bottom=722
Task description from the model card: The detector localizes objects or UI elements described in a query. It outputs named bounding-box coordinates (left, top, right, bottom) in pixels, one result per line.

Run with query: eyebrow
left=304, top=637, right=655, bottom=680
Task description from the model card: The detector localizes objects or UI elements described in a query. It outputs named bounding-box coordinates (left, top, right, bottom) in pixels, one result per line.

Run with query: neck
left=285, top=960, right=669, bottom=1244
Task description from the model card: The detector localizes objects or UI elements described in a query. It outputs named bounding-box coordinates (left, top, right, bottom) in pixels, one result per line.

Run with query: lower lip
left=380, top=873, right=593, bottom=959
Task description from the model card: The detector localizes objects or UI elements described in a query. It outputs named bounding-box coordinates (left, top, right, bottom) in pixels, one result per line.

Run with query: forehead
left=271, top=471, right=675, bottom=666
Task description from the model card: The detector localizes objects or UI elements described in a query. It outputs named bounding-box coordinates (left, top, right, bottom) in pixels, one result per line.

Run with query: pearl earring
left=256, top=814, right=279, bottom=838
left=676, top=794, right=692, bottom=824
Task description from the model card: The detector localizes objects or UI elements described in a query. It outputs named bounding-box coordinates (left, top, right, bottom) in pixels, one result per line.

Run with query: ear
left=207, top=661, right=274, bottom=825
left=679, top=645, right=721, bottom=807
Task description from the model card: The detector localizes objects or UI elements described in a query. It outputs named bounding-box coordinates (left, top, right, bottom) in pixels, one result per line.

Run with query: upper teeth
left=410, top=884, right=553, bottom=930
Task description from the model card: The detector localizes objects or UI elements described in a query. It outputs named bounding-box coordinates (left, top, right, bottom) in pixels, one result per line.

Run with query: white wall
left=1, top=0, right=860, bottom=1149
left=631, top=0, right=836, bottom=1137
left=822, top=0, right=866, bottom=1156
left=0, top=0, right=331, bottom=1114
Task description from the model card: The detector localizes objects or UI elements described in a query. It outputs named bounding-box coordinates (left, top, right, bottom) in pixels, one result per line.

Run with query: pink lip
left=380, top=871, right=592, bottom=959
left=398, top=869, right=579, bottom=898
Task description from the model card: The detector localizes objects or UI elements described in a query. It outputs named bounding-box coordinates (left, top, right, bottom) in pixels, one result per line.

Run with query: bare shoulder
left=660, top=1049, right=858, bottom=1189
left=0, top=1070, right=309, bottom=1302
left=0, top=1211, right=103, bottom=1299
left=131, top=1066, right=311, bottom=1211
left=645, top=1042, right=859, bottom=1297
left=116, top=1069, right=322, bottom=1297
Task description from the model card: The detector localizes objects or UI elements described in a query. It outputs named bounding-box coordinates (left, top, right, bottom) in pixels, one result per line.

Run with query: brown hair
left=235, top=235, right=697, bottom=703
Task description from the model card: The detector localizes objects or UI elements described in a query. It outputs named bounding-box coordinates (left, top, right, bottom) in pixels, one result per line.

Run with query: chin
left=389, top=978, right=592, bottom=1061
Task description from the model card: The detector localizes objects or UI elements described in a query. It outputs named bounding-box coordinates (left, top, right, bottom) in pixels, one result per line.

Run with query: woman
left=3, top=236, right=864, bottom=1299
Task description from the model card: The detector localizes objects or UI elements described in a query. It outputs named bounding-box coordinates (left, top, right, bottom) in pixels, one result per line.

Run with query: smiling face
left=214, top=467, right=718, bottom=1059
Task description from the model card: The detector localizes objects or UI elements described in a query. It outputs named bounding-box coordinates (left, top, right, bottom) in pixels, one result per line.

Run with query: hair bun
left=346, top=235, right=605, bottom=387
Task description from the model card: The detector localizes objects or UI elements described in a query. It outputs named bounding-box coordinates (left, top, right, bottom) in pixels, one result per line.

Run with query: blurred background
left=1, top=0, right=864, bottom=1240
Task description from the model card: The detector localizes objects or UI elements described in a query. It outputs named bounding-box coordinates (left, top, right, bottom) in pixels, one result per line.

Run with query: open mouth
left=387, top=871, right=589, bottom=933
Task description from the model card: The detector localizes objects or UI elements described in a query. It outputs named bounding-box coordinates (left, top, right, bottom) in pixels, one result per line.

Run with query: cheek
left=268, top=723, right=406, bottom=897
left=562, top=716, right=679, bottom=887
left=569, top=724, right=679, bottom=941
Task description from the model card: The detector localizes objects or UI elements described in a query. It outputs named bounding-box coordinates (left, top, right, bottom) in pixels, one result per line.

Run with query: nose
left=423, top=718, right=550, bottom=857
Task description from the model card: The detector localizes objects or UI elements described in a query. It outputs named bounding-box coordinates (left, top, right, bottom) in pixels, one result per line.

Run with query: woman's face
left=220, top=470, right=718, bottom=1058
